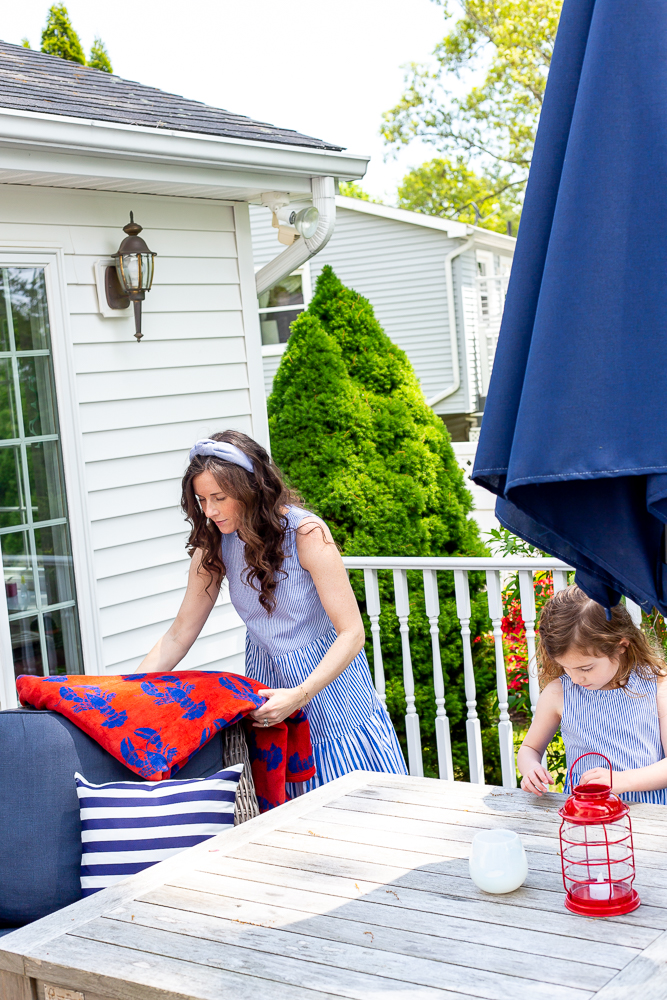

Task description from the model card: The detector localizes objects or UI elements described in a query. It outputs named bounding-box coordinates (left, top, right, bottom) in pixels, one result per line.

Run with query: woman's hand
left=250, top=688, right=306, bottom=728
left=520, top=763, right=555, bottom=796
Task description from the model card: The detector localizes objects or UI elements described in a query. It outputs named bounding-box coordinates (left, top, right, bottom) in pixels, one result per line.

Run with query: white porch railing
left=343, top=556, right=644, bottom=788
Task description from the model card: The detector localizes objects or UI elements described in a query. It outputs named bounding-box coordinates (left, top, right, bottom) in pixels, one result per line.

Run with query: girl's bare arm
left=138, top=549, right=220, bottom=673
left=517, top=679, right=563, bottom=795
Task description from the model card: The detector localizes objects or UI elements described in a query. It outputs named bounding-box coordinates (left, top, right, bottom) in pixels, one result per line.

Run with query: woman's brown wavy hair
left=181, top=430, right=302, bottom=613
left=537, top=585, right=665, bottom=689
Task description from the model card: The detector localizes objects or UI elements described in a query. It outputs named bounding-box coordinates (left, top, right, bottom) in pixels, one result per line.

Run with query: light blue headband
left=189, top=439, right=254, bottom=474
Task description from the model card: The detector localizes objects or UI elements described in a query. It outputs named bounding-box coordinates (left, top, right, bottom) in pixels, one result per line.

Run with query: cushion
left=0, top=708, right=229, bottom=927
left=75, top=764, right=243, bottom=895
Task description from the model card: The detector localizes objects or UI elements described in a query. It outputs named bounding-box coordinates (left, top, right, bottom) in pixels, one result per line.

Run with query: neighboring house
left=0, top=41, right=367, bottom=707
left=251, top=196, right=515, bottom=443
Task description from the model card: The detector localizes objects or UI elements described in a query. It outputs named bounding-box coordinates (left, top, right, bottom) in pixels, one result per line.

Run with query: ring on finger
left=263, top=718, right=269, bottom=727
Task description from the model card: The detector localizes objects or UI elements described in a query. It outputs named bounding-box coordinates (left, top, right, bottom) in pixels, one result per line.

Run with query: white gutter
left=255, top=176, right=336, bottom=296
left=426, top=235, right=476, bottom=408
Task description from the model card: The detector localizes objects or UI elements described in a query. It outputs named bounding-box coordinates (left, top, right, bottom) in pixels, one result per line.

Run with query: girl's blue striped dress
left=221, top=505, right=407, bottom=795
left=561, top=672, right=667, bottom=804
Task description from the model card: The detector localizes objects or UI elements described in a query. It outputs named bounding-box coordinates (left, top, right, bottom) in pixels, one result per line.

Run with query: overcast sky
left=4, top=0, right=456, bottom=202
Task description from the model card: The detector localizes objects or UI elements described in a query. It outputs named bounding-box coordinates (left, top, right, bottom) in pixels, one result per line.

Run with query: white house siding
left=452, top=442, right=499, bottom=539
left=1, top=184, right=254, bottom=676
left=250, top=205, right=474, bottom=414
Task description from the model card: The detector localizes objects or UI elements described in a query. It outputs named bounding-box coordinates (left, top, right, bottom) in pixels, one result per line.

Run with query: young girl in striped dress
left=518, top=586, right=667, bottom=803
left=140, top=430, right=407, bottom=794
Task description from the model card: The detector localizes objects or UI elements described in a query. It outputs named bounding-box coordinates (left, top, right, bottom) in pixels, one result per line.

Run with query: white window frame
left=258, top=263, right=312, bottom=358
left=0, top=247, right=102, bottom=707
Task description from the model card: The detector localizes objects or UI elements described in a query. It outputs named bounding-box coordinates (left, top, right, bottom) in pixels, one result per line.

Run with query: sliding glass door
left=0, top=267, right=82, bottom=678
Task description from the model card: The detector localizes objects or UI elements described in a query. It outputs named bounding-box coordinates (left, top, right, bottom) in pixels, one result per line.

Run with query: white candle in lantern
left=469, top=829, right=528, bottom=894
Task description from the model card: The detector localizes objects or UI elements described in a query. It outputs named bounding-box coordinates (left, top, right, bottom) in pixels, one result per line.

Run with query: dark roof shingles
left=0, top=41, right=343, bottom=151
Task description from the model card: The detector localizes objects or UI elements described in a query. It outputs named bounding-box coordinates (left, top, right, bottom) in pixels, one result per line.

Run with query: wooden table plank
left=160, top=867, right=647, bottom=962
left=322, top=798, right=667, bottom=863
left=280, top=814, right=667, bottom=888
left=228, top=842, right=667, bottom=929
left=180, top=858, right=661, bottom=949
left=133, top=882, right=617, bottom=990
left=74, top=905, right=595, bottom=1000
left=23, top=933, right=347, bottom=1000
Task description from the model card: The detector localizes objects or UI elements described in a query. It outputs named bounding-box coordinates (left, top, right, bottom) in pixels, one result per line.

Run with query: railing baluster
left=392, top=569, right=423, bottom=777
left=454, top=569, right=484, bottom=784
left=552, top=569, right=569, bottom=593
left=625, top=599, right=643, bottom=628
left=363, top=568, right=386, bottom=705
left=423, top=569, right=453, bottom=781
left=518, top=570, right=539, bottom=717
left=486, top=569, right=516, bottom=788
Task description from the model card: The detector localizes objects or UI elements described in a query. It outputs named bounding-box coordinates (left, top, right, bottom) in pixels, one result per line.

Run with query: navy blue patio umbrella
left=472, top=0, right=667, bottom=615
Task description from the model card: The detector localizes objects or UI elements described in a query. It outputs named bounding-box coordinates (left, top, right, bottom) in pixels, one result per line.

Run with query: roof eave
left=0, top=106, right=370, bottom=185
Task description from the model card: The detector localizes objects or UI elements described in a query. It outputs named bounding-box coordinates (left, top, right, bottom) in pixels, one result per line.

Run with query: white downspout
left=255, top=176, right=336, bottom=296
left=426, top=235, right=476, bottom=408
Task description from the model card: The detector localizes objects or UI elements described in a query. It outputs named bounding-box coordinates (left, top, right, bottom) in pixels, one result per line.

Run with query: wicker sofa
left=0, top=708, right=259, bottom=934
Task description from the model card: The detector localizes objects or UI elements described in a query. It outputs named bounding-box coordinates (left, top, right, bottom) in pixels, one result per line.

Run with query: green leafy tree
left=41, top=3, right=86, bottom=65
left=88, top=36, right=113, bottom=73
left=268, top=266, right=500, bottom=780
left=398, top=156, right=521, bottom=234
left=384, top=0, right=563, bottom=221
left=338, top=181, right=383, bottom=204
left=21, top=38, right=31, bottom=49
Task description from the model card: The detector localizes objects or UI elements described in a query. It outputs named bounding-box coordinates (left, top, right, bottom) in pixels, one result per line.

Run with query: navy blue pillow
left=0, top=708, right=226, bottom=927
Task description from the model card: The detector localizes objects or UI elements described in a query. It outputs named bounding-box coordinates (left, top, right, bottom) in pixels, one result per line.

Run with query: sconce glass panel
left=115, top=252, right=155, bottom=296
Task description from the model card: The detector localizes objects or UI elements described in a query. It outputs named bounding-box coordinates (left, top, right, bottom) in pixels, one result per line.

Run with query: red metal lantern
left=558, top=752, right=640, bottom=916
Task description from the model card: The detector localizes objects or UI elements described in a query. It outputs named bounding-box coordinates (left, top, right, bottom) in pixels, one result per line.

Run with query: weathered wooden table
left=2, top=771, right=667, bottom=1000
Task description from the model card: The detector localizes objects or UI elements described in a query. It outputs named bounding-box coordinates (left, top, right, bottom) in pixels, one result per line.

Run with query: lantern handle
left=569, top=751, right=613, bottom=790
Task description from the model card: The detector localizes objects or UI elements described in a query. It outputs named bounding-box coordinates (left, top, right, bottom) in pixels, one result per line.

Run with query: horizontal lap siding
left=2, top=185, right=248, bottom=675
left=250, top=205, right=469, bottom=411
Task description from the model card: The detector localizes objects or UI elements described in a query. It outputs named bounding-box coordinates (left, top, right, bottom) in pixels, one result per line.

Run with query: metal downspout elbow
left=426, top=235, right=476, bottom=408
left=255, top=176, right=336, bottom=297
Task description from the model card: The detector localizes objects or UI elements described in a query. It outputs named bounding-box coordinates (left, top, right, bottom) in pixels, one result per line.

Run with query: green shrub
left=268, top=266, right=500, bottom=780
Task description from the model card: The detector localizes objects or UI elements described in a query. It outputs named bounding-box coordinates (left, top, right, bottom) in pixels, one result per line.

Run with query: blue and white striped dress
left=221, top=506, right=407, bottom=796
left=561, top=672, right=667, bottom=803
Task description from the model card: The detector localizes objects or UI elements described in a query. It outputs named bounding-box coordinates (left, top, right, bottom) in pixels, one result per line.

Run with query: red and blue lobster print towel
left=16, top=672, right=316, bottom=812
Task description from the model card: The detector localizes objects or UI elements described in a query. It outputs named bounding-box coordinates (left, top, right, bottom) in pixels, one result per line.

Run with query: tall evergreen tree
left=268, top=266, right=500, bottom=780
left=88, top=37, right=113, bottom=73
left=41, top=4, right=86, bottom=65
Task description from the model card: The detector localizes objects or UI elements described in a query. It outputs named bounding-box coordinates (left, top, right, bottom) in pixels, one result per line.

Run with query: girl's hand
left=580, top=766, right=612, bottom=788
left=249, top=688, right=305, bottom=728
left=521, top=764, right=555, bottom=796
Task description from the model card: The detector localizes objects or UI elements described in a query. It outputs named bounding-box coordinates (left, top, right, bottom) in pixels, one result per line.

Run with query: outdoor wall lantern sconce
left=105, top=212, right=157, bottom=342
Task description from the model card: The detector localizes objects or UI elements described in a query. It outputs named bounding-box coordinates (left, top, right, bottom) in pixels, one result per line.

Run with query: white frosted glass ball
left=469, top=828, right=528, bottom=894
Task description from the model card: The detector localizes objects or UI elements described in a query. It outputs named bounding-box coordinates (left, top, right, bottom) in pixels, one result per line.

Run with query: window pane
left=0, top=281, right=9, bottom=352
left=266, top=275, right=304, bottom=309
left=45, top=606, right=82, bottom=675
left=0, top=359, right=18, bottom=439
left=260, top=309, right=302, bottom=344
left=10, top=615, right=42, bottom=678
left=7, top=268, right=50, bottom=352
left=0, top=446, right=26, bottom=528
left=2, top=530, right=36, bottom=613
left=19, top=355, right=58, bottom=436
left=26, top=440, right=66, bottom=522
left=35, top=523, right=76, bottom=606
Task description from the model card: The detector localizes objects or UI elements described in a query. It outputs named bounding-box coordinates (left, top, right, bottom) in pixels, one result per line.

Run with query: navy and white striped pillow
left=74, top=764, right=243, bottom=896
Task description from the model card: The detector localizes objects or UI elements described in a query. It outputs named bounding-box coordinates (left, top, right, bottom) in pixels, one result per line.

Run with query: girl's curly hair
left=181, top=430, right=302, bottom=613
left=537, top=586, right=665, bottom=689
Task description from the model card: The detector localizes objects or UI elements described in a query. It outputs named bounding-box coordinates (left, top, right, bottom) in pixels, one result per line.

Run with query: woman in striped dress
left=140, top=430, right=407, bottom=793
left=518, top=586, right=667, bottom=803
